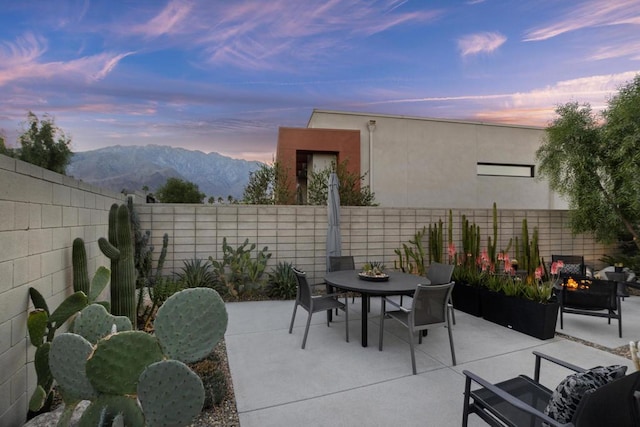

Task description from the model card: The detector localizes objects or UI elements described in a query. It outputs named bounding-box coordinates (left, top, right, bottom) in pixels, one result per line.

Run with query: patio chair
left=401, top=262, right=456, bottom=323
left=379, top=282, right=456, bottom=374
left=427, top=262, right=456, bottom=324
left=552, top=254, right=586, bottom=278
left=328, top=255, right=356, bottom=307
left=289, top=267, right=349, bottom=349
left=558, top=277, right=623, bottom=338
left=462, top=350, right=640, bottom=427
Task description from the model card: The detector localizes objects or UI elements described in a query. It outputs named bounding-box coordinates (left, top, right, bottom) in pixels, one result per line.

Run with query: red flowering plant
left=524, top=260, right=561, bottom=303
left=482, top=250, right=519, bottom=295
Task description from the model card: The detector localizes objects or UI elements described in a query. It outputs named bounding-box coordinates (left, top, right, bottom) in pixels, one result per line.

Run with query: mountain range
left=67, top=145, right=263, bottom=199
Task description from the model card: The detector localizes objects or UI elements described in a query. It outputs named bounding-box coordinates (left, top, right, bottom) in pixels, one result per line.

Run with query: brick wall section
left=137, top=204, right=615, bottom=285
left=0, top=154, right=123, bottom=427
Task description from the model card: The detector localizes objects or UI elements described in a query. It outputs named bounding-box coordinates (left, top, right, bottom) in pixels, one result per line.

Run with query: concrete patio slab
left=224, top=295, right=638, bottom=427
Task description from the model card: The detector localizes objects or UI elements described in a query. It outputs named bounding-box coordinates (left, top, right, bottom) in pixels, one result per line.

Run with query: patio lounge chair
left=379, top=282, right=456, bottom=374
left=552, top=254, right=586, bottom=277
left=289, top=267, right=349, bottom=349
left=558, top=277, right=623, bottom=338
left=462, top=351, right=640, bottom=427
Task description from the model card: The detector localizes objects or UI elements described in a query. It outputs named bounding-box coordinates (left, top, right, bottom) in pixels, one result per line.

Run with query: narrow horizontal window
left=477, top=163, right=534, bottom=178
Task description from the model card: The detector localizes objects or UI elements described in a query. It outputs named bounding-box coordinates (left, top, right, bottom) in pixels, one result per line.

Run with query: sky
left=0, top=0, right=639, bottom=163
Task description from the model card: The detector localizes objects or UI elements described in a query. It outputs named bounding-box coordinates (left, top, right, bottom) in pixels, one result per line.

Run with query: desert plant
left=48, top=287, right=228, bottom=427
left=99, top=203, right=137, bottom=325
left=209, top=238, right=272, bottom=298
left=394, top=226, right=427, bottom=275
left=428, top=218, right=444, bottom=263
left=26, top=238, right=110, bottom=418
left=266, top=261, right=297, bottom=299
left=176, top=258, right=217, bottom=289
left=140, top=276, right=185, bottom=330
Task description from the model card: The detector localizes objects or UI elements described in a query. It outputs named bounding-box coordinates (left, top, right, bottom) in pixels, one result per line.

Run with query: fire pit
left=558, top=277, right=622, bottom=337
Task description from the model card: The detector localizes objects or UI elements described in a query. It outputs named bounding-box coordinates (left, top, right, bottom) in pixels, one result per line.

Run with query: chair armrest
left=463, top=370, right=569, bottom=427
left=383, top=297, right=410, bottom=313
left=532, top=351, right=586, bottom=381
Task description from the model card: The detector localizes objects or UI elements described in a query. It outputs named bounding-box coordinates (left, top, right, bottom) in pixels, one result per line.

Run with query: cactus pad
left=138, top=360, right=205, bottom=427
left=155, top=287, right=228, bottom=363
left=49, top=333, right=97, bottom=401
left=78, top=394, right=144, bottom=427
left=86, top=331, right=163, bottom=395
left=73, top=304, right=132, bottom=344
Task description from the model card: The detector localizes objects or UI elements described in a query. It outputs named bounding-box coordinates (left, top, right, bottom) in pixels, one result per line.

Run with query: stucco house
left=277, top=109, right=567, bottom=209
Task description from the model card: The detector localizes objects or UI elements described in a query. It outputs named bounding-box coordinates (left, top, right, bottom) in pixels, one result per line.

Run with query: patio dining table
left=324, top=270, right=430, bottom=347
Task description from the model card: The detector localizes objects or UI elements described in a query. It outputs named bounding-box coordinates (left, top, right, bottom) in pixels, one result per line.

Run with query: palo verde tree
left=242, top=161, right=293, bottom=205
left=156, top=177, right=205, bottom=203
left=2, top=111, right=72, bottom=174
left=307, top=159, right=376, bottom=206
left=536, top=74, right=640, bottom=250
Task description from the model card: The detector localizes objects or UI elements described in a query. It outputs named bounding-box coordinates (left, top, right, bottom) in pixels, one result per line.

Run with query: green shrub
left=267, top=261, right=297, bottom=299
left=176, top=258, right=217, bottom=289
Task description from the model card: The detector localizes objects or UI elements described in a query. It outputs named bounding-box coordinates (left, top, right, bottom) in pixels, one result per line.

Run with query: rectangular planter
left=481, top=290, right=559, bottom=340
left=451, top=283, right=484, bottom=317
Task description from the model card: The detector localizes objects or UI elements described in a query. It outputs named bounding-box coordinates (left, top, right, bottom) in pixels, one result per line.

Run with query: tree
left=307, top=159, right=376, bottom=206
left=242, top=161, right=293, bottom=205
left=156, top=177, right=205, bottom=203
left=536, top=75, right=640, bottom=250
left=8, top=112, right=73, bottom=174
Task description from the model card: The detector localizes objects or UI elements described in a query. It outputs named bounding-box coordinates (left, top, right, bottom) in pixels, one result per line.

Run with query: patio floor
left=224, top=295, right=639, bottom=427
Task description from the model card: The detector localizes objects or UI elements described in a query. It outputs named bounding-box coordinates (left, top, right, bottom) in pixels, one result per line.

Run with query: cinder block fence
left=0, top=154, right=614, bottom=426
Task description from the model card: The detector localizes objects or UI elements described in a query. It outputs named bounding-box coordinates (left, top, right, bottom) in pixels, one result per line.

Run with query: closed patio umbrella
left=326, top=172, right=342, bottom=271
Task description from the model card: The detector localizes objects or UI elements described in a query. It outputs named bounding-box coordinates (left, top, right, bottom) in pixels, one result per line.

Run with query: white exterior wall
left=307, top=110, right=568, bottom=210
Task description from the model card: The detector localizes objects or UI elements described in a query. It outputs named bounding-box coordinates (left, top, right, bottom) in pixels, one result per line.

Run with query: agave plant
left=266, top=261, right=297, bottom=300
left=176, top=259, right=217, bottom=289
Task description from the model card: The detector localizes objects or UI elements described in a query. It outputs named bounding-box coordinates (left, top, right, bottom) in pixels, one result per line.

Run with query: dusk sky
left=1, top=0, right=639, bottom=163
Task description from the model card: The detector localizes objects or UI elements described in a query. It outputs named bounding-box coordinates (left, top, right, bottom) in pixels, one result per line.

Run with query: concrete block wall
left=0, top=154, right=123, bottom=427
left=137, top=204, right=614, bottom=285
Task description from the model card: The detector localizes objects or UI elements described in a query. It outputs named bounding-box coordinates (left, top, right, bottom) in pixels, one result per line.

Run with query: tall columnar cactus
left=428, top=218, right=444, bottom=264
left=99, top=203, right=137, bottom=325
left=515, top=218, right=540, bottom=277
left=48, top=287, right=228, bottom=427
left=72, top=237, right=90, bottom=296
left=461, top=215, right=481, bottom=269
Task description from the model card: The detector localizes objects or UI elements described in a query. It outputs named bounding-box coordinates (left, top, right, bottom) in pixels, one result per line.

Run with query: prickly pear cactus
left=49, top=333, right=98, bottom=401
left=73, top=303, right=132, bottom=344
left=155, top=287, right=228, bottom=363
left=47, top=288, right=228, bottom=427
left=86, top=331, right=164, bottom=395
left=79, top=394, right=144, bottom=427
left=138, top=360, right=205, bottom=427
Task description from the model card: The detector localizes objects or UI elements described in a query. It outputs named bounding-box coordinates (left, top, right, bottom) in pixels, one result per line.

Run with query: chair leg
left=560, top=307, right=564, bottom=330
left=378, top=298, right=385, bottom=351
left=449, top=296, right=456, bottom=325
left=345, top=297, right=349, bottom=343
left=301, top=312, right=313, bottom=349
left=462, top=376, right=472, bottom=427
left=409, top=328, right=417, bottom=375
left=447, top=316, right=457, bottom=366
left=288, top=302, right=298, bottom=334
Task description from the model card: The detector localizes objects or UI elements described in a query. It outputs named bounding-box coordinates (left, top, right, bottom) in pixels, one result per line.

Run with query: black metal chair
left=328, top=255, right=356, bottom=305
left=462, top=351, right=640, bottom=427
left=558, top=277, right=622, bottom=338
left=289, top=267, right=349, bottom=349
left=427, top=262, right=456, bottom=324
left=552, top=254, right=586, bottom=278
left=379, top=282, right=456, bottom=374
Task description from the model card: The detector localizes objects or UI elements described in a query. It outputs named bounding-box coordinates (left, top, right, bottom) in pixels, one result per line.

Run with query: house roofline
left=308, top=108, right=545, bottom=131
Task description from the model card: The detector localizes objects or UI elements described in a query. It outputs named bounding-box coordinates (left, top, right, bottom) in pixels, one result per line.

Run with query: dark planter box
left=451, top=283, right=484, bottom=317
left=481, top=290, right=559, bottom=340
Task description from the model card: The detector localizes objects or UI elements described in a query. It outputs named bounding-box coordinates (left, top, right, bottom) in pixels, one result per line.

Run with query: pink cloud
left=457, top=32, right=506, bottom=57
